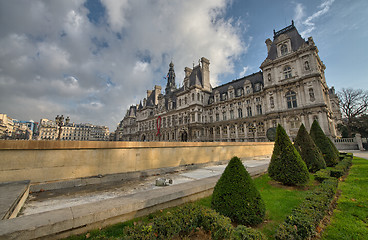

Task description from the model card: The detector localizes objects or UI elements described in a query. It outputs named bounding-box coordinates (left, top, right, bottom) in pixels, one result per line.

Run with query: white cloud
left=294, top=3, right=305, bottom=24
left=0, top=0, right=246, bottom=130
left=295, top=0, right=335, bottom=37
left=239, top=66, right=249, bottom=77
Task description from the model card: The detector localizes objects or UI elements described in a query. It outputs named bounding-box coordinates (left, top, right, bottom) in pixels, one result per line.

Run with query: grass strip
left=321, top=157, right=368, bottom=240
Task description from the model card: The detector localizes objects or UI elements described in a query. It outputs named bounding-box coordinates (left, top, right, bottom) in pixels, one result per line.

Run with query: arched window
left=197, top=93, right=200, bottom=101
left=179, top=99, right=182, bottom=106
left=309, top=88, right=315, bottom=102
left=192, top=93, right=194, bottom=101
left=267, top=73, right=271, bottom=82
left=286, top=91, right=297, bottom=109
left=281, top=44, right=288, bottom=56
left=284, top=66, right=292, bottom=79
left=270, top=96, right=274, bottom=108
left=185, top=97, right=187, bottom=104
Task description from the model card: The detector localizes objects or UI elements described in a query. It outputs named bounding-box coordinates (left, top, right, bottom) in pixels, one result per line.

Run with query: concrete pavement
left=0, top=180, right=30, bottom=220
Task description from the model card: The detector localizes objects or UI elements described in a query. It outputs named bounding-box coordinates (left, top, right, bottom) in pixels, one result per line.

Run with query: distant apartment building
left=38, top=119, right=109, bottom=141
left=0, top=113, right=15, bottom=139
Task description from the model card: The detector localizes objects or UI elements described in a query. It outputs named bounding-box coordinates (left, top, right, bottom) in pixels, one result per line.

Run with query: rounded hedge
left=268, top=124, right=309, bottom=186
left=294, top=124, right=326, bottom=173
left=211, top=156, right=265, bottom=226
left=309, top=120, right=339, bottom=167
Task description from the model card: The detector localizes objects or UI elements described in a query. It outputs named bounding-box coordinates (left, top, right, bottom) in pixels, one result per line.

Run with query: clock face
left=266, top=127, right=277, bottom=141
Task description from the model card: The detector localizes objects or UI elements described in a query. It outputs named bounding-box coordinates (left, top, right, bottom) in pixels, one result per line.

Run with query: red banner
left=156, top=116, right=161, bottom=136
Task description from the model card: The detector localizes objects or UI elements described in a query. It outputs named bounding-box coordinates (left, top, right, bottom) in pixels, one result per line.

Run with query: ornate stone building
left=116, top=22, right=340, bottom=142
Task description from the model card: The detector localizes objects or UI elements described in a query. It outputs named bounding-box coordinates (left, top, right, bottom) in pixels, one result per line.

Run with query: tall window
left=238, top=108, right=243, bottom=118
left=284, top=66, right=292, bottom=79
left=216, top=113, right=219, bottom=122
left=256, top=104, right=262, bottom=115
left=222, top=112, right=227, bottom=121
left=197, top=93, right=200, bottom=101
left=281, top=44, right=288, bottom=56
left=270, top=97, right=275, bottom=108
left=247, top=106, right=252, bottom=117
left=192, top=93, right=194, bottom=101
left=286, top=91, right=297, bottom=109
left=230, top=110, right=234, bottom=119
left=267, top=73, right=271, bottom=82
left=185, top=97, right=187, bottom=104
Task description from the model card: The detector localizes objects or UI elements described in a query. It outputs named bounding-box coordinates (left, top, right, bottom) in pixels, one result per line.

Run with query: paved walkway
left=20, top=157, right=270, bottom=216
left=0, top=180, right=29, bottom=220
left=345, top=150, right=368, bottom=160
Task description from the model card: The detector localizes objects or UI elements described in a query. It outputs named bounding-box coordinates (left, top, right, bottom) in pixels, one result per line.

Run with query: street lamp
left=55, top=115, right=70, bottom=140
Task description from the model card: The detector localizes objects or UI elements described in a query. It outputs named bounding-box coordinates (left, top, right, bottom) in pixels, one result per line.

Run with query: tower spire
left=165, top=61, right=176, bottom=95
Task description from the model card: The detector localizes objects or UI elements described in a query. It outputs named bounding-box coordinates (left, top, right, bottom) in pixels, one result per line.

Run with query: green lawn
left=321, top=157, right=368, bottom=240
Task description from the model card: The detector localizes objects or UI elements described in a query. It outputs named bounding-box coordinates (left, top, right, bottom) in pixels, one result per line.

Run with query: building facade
left=38, top=119, right=110, bottom=141
left=117, top=22, right=340, bottom=142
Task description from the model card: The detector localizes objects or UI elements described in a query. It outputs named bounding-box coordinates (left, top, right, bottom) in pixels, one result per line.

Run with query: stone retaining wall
left=0, top=141, right=274, bottom=184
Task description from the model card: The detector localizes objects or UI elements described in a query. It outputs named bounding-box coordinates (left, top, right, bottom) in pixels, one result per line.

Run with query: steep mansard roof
left=189, top=65, right=203, bottom=88
left=210, top=71, right=264, bottom=98
left=266, top=23, right=306, bottom=60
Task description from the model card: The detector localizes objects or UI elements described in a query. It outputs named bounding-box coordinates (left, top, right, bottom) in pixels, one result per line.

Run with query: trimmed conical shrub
left=294, top=124, right=326, bottom=173
left=309, top=120, right=339, bottom=167
left=268, top=124, right=309, bottom=185
left=327, top=137, right=340, bottom=157
left=211, top=156, right=265, bottom=226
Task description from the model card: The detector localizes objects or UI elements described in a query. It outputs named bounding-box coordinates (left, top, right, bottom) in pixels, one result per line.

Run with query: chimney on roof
left=201, top=57, right=211, bottom=92
left=147, top=90, right=152, bottom=99
left=154, top=85, right=162, bottom=105
left=265, top=38, right=272, bottom=53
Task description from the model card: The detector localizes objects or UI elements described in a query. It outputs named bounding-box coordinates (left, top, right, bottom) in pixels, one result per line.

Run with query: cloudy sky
left=0, top=0, right=367, bottom=131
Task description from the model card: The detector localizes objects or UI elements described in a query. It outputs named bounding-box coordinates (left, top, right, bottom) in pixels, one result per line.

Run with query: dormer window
left=237, top=88, right=243, bottom=97
left=281, top=44, right=288, bottom=56
left=255, top=83, right=261, bottom=92
left=221, top=93, right=227, bottom=101
left=284, top=66, right=292, bottom=79
left=246, top=86, right=251, bottom=94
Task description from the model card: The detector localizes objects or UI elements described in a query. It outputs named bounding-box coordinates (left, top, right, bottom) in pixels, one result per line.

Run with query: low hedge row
left=123, top=203, right=266, bottom=240
left=275, top=178, right=339, bottom=239
left=314, top=155, right=353, bottom=182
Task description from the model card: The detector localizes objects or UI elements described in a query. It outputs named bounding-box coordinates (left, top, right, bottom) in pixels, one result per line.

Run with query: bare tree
left=338, top=88, right=368, bottom=123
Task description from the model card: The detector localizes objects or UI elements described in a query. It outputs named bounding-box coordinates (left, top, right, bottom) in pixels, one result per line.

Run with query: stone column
left=235, top=124, right=238, bottom=141
left=244, top=123, right=248, bottom=138
left=227, top=125, right=230, bottom=140
left=213, top=127, right=216, bottom=142
left=220, top=126, right=223, bottom=141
